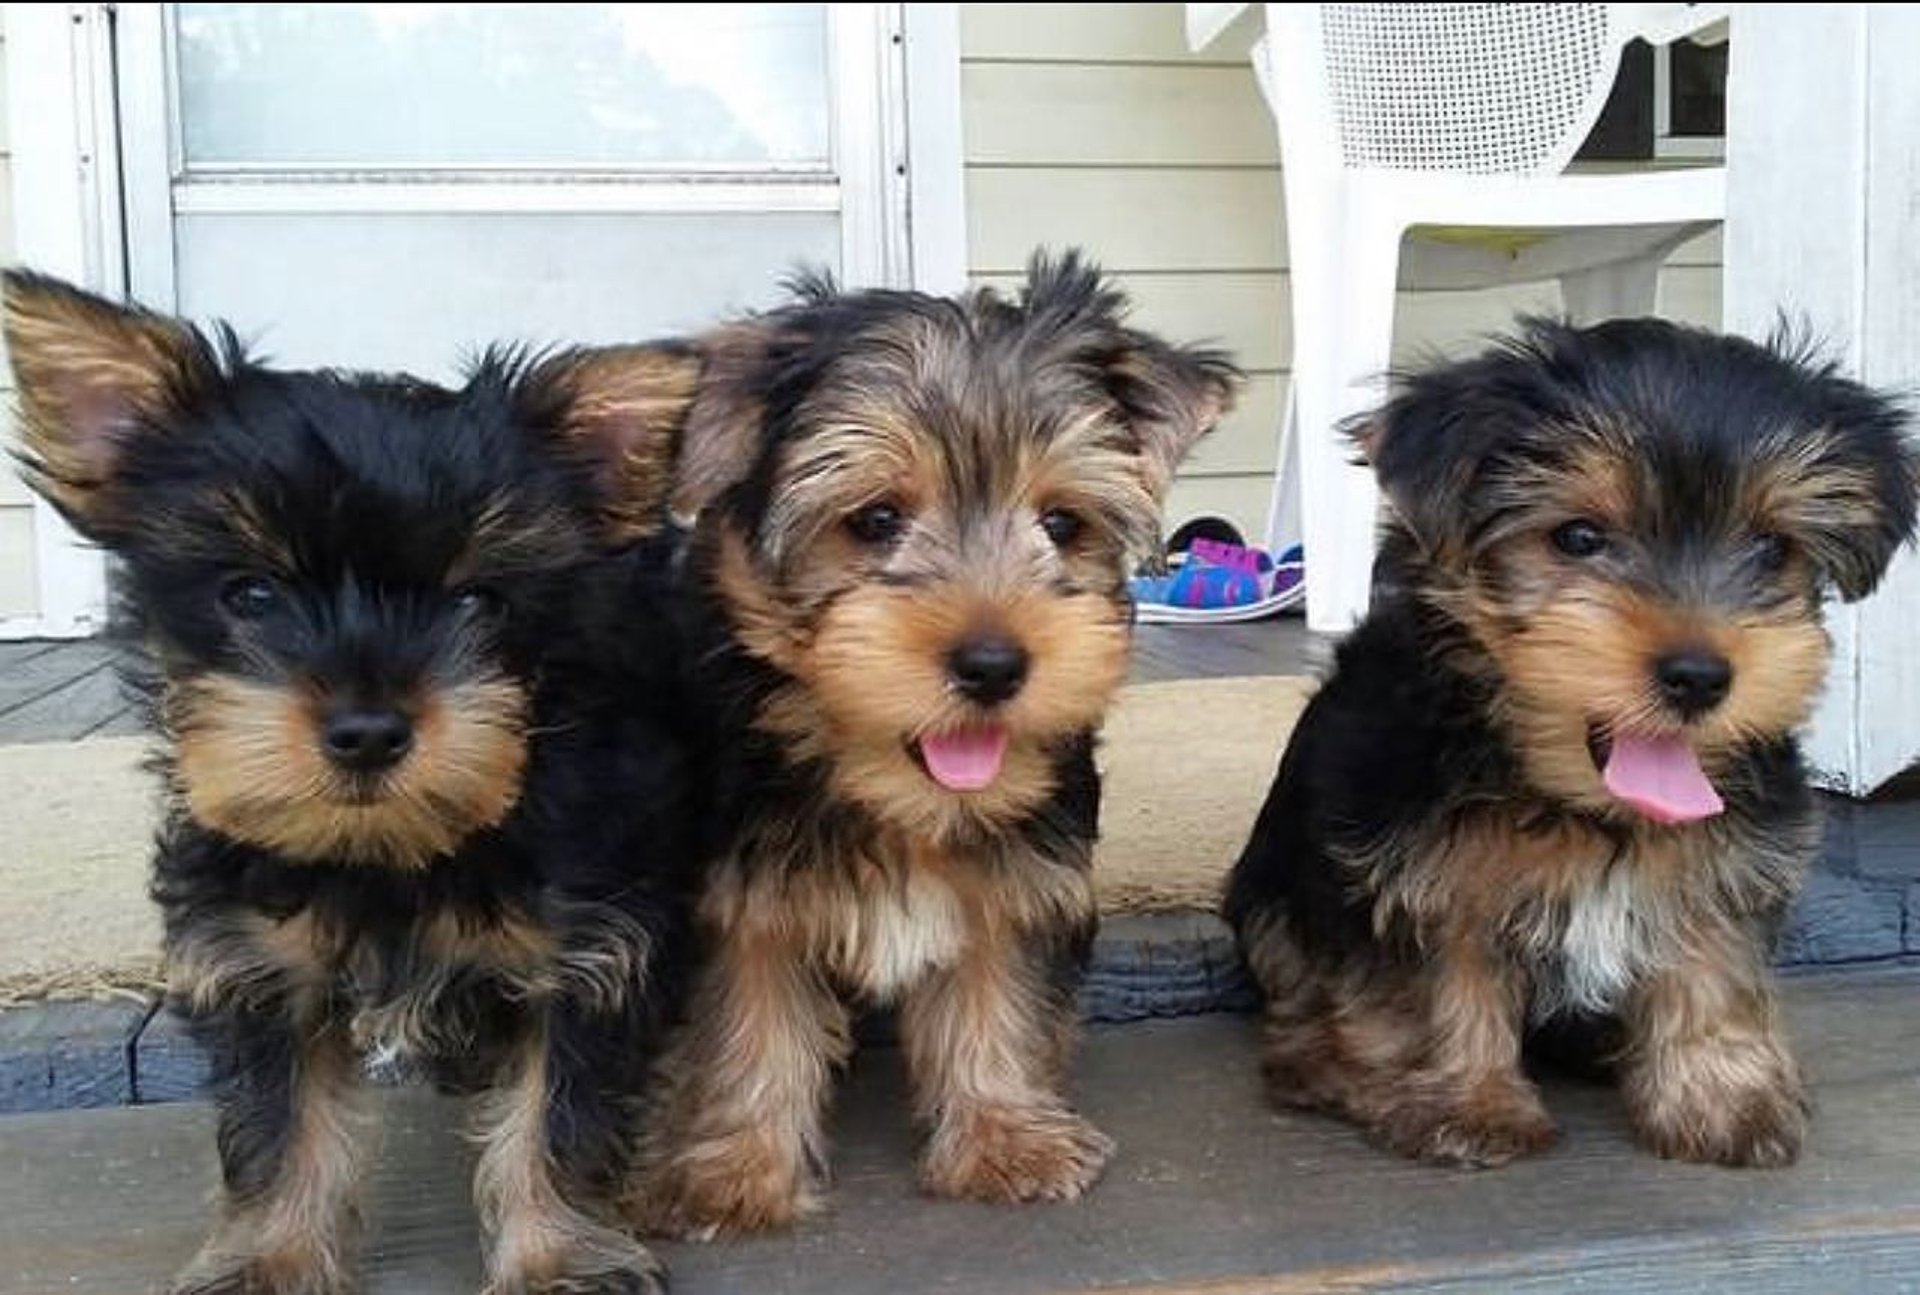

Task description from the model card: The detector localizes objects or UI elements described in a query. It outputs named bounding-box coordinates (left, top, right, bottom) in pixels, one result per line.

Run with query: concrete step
left=2, top=965, right=1917, bottom=1295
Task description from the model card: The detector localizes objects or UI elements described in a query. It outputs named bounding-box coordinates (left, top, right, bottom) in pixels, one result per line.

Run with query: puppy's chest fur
left=191, top=902, right=560, bottom=1081
left=712, top=824, right=1094, bottom=1003
left=1367, top=807, right=1806, bottom=1016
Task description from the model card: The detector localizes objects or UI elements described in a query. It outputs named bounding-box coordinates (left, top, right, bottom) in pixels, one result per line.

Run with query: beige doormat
left=0, top=676, right=1313, bottom=1004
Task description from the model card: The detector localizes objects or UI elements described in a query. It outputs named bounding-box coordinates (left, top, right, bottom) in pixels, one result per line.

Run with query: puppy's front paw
left=484, top=1231, right=668, bottom=1295
left=920, top=1104, right=1114, bottom=1203
left=626, top=1129, right=823, bottom=1240
left=1379, top=1082, right=1559, bottom=1168
left=1634, top=1072, right=1808, bottom=1168
left=169, top=1247, right=350, bottom=1295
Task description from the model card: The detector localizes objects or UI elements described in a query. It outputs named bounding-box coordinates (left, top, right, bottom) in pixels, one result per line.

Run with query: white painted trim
left=903, top=2, right=967, bottom=294
left=4, top=4, right=116, bottom=639
left=169, top=179, right=844, bottom=216
left=115, top=3, right=176, bottom=308
left=832, top=3, right=911, bottom=288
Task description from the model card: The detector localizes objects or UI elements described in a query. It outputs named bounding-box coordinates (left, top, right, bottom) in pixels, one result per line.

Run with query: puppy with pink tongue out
left=1227, top=318, right=1918, bottom=1173
left=631, top=255, right=1238, bottom=1238
left=1601, top=731, right=1724, bottom=824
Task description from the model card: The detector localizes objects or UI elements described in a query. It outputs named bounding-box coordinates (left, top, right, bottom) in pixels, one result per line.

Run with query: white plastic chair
left=1190, top=4, right=1728, bottom=631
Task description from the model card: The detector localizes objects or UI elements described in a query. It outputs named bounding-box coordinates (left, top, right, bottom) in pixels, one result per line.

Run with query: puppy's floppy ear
left=1103, top=334, right=1241, bottom=497
left=1358, top=374, right=1487, bottom=559
left=3, top=268, right=221, bottom=537
left=670, top=318, right=779, bottom=521
left=1784, top=367, right=1919, bottom=602
left=518, top=340, right=703, bottom=542
left=1021, top=249, right=1240, bottom=497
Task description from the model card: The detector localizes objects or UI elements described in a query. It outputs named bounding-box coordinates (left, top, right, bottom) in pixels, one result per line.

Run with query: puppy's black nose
left=322, top=708, right=414, bottom=772
left=947, top=635, right=1030, bottom=706
left=1655, top=651, right=1732, bottom=718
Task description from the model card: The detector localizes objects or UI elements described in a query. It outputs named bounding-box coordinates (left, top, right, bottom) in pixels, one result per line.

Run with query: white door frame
left=2, top=3, right=119, bottom=639
left=114, top=3, right=926, bottom=307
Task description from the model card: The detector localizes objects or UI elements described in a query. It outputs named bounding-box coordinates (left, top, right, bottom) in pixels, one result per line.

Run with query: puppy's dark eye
left=1550, top=519, right=1609, bottom=559
left=847, top=500, right=907, bottom=546
left=219, top=575, right=282, bottom=621
left=454, top=585, right=506, bottom=621
left=1039, top=508, right=1084, bottom=548
left=1753, top=532, right=1792, bottom=573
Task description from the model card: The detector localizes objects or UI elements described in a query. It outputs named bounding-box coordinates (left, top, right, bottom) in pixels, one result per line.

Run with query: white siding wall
left=959, top=2, right=1723, bottom=541
left=0, top=9, right=35, bottom=623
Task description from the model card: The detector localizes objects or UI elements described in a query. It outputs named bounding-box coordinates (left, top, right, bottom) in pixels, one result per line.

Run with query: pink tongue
left=1602, top=733, right=1725, bottom=823
left=919, top=727, right=1010, bottom=791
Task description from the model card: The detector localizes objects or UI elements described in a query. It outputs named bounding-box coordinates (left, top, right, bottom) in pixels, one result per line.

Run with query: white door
left=4, top=2, right=914, bottom=636
left=117, top=2, right=909, bottom=374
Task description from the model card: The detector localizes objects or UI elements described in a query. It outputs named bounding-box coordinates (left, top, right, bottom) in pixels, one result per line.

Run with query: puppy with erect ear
left=5, top=267, right=709, bottom=1295
left=630, top=250, right=1238, bottom=1236
left=1227, top=315, right=1917, bottom=1173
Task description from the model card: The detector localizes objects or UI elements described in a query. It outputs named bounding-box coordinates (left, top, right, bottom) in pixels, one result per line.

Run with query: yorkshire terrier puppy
left=5, top=269, right=705, bottom=1294
left=1226, top=318, right=1917, bottom=1170
left=629, top=254, right=1237, bottom=1235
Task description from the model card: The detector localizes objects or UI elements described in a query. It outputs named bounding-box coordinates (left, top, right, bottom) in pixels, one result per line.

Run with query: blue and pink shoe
left=1130, top=541, right=1305, bottom=624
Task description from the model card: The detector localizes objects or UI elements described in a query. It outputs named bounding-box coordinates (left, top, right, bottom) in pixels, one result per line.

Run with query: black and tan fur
left=4, top=269, right=705, bottom=1294
left=1226, top=318, right=1918, bottom=1169
left=628, top=254, right=1238, bottom=1236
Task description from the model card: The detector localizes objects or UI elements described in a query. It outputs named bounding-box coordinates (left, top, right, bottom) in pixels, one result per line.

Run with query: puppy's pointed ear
left=1020, top=250, right=1240, bottom=497
left=1103, top=335, right=1241, bottom=498
left=519, top=341, right=703, bottom=542
left=1358, top=380, right=1488, bottom=560
left=3, top=269, right=218, bottom=537
left=670, top=319, right=777, bottom=521
left=1792, top=373, right=1919, bottom=602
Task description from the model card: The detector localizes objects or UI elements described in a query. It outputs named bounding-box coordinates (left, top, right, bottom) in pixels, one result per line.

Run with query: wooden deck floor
left=0, top=641, right=141, bottom=744
left=0, top=620, right=1322, bottom=744
left=3, top=966, right=1918, bottom=1295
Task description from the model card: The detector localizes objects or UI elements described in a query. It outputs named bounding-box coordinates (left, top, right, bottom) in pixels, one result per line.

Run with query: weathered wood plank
left=0, top=1000, right=141, bottom=1112
left=5, top=970, right=1920, bottom=1294
left=0, top=662, right=126, bottom=743
left=0, top=640, right=114, bottom=715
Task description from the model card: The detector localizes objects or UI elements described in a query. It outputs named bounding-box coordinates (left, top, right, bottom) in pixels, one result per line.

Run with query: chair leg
left=1558, top=248, right=1667, bottom=323
left=1262, top=381, right=1301, bottom=559
left=1289, top=218, right=1402, bottom=633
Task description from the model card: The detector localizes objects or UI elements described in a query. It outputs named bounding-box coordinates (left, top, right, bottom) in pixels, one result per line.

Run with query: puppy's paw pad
left=169, top=1255, right=347, bottom=1295
left=625, top=1140, right=823, bottom=1240
left=1638, top=1085, right=1807, bottom=1168
left=1383, top=1095, right=1559, bottom=1169
left=922, top=1106, right=1115, bottom=1203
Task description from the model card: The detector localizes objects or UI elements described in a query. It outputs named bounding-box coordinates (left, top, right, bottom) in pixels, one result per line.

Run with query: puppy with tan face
left=5, top=269, right=705, bottom=1295
left=1228, top=317, right=1918, bottom=1172
left=629, top=254, right=1237, bottom=1236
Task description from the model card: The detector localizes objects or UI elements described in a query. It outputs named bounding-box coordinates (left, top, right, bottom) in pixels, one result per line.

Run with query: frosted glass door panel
left=174, top=212, right=838, bottom=378
left=174, top=3, right=831, bottom=171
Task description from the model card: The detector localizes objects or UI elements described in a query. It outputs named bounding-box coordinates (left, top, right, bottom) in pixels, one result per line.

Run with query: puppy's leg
left=1371, top=939, right=1557, bottom=1168
left=473, top=1004, right=665, bottom=1295
left=1240, top=910, right=1406, bottom=1116
left=630, top=931, right=849, bottom=1238
left=903, top=924, right=1112, bottom=1204
left=1622, top=928, right=1806, bottom=1167
left=170, top=1005, right=369, bottom=1295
